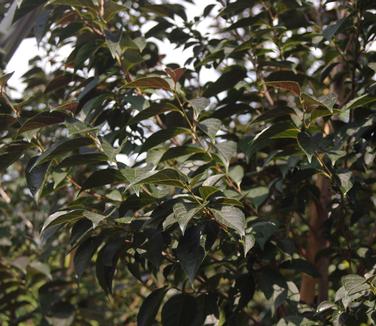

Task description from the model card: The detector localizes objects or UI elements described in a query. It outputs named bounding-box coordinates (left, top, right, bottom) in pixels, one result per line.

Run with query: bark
left=300, top=2, right=349, bottom=304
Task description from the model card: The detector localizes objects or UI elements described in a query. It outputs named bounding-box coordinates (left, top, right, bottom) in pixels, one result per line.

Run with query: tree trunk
left=300, top=3, right=348, bottom=303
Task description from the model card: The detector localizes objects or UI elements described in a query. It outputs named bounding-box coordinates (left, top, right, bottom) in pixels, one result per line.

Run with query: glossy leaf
left=212, top=206, right=246, bottom=236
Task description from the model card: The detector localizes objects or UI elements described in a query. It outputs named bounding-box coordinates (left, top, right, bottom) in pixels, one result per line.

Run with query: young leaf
left=165, top=67, right=185, bottom=83
left=266, top=81, right=301, bottom=97
left=125, top=77, right=171, bottom=91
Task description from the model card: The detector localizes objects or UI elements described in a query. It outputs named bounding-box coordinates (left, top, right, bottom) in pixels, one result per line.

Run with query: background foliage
left=1, top=0, right=376, bottom=325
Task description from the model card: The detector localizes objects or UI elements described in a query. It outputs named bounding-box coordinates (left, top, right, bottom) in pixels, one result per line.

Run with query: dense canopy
left=1, top=0, right=376, bottom=325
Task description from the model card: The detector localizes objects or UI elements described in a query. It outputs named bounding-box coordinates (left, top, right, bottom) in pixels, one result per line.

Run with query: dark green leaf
left=81, top=168, right=125, bottom=190
left=323, top=17, right=348, bottom=40
left=0, top=141, right=31, bottom=171
left=19, top=111, right=68, bottom=133
left=341, top=94, right=376, bottom=111
left=128, top=103, right=178, bottom=125
left=57, top=153, right=108, bottom=168
left=140, top=127, right=190, bottom=152
left=251, top=221, right=278, bottom=250
left=160, top=145, right=204, bottom=162
left=173, top=202, right=202, bottom=234
left=74, top=236, right=102, bottom=279
left=138, top=288, right=168, bottom=326
left=176, top=226, right=205, bottom=282
left=33, top=137, right=94, bottom=168
left=134, top=168, right=188, bottom=188
left=161, top=294, right=198, bottom=326
left=212, top=206, right=245, bottom=236
left=203, top=65, right=246, bottom=97
left=25, top=156, right=50, bottom=200
left=297, top=131, right=320, bottom=163
left=96, top=240, right=122, bottom=294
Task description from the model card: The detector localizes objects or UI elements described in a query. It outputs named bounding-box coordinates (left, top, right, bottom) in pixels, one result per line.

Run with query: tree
left=1, top=0, right=376, bottom=324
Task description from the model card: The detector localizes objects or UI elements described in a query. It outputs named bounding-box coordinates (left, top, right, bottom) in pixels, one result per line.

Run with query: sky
left=6, top=0, right=218, bottom=94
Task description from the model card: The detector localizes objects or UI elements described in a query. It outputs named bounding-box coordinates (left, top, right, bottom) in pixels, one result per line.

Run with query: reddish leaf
left=165, top=67, right=186, bottom=83
left=125, top=77, right=171, bottom=90
left=266, top=81, right=301, bottom=97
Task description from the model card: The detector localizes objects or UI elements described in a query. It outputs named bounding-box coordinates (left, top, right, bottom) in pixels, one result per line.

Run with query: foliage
left=1, top=0, right=376, bottom=325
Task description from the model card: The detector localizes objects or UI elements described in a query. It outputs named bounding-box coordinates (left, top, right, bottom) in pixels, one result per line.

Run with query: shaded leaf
left=160, top=145, right=204, bottom=162
left=297, top=131, right=319, bottom=163
left=138, top=287, right=168, bottom=326
left=176, top=226, right=205, bottom=282
left=251, top=221, right=278, bottom=250
left=161, top=294, right=198, bottom=326
left=33, top=137, right=94, bottom=168
left=74, top=236, right=102, bottom=279
left=140, top=127, right=190, bottom=152
left=133, top=168, right=188, bottom=188
left=128, top=103, right=178, bottom=125
left=25, top=155, right=50, bottom=200
left=19, top=111, right=68, bottom=133
left=57, top=153, right=108, bottom=168
left=203, top=65, right=246, bottom=97
left=81, top=168, right=125, bottom=190
left=341, top=94, right=376, bottom=111
left=323, top=17, right=348, bottom=40
left=96, top=240, right=122, bottom=294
